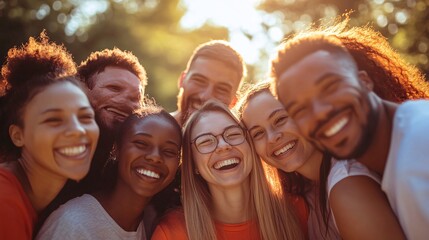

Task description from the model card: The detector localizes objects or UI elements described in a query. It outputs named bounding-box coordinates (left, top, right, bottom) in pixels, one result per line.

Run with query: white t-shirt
left=382, top=100, right=429, bottom=239
left=327, top=159, right=381, bottom=230
left=36, top=194, right=146, bottom=240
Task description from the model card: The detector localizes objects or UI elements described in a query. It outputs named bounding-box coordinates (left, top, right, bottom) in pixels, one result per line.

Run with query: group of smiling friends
left=1, top=18, right=428, bottom=240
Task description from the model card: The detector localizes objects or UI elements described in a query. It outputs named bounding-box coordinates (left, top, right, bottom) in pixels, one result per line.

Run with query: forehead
left=276, top=50, right=354, bottom=100
left=92, top=66, right=142, bottom=88
left=27, top=82, right=90, bottom=113
left=187, top=58, right=241, bottom=90
left=123, top=115, right=181, bottom=142
left=243, top=91, right=283, bottom=126
left=192, top=110, right=236, bottom=138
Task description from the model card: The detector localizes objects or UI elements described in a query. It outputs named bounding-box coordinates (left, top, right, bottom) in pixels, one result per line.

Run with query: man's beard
left=179, top=93, right=194, bottom=126
left=318, top=96, right=378, bottom=160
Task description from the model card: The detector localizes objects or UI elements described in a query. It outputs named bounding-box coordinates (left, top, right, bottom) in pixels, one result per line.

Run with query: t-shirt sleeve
left=0, top=195, right=32, bottom=240
left=35, top=205, right=89, bottom=240
left=0, top=172, right=34, bottom=240
left=327, top=159, right=381, bottom=197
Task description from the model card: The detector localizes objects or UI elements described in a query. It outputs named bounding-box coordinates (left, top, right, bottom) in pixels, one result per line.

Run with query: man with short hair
left=271, top=32, right=429, bottom=239
left=171, top=40, right=247, bottom=126
left=77, top=47, right=147, bottom=191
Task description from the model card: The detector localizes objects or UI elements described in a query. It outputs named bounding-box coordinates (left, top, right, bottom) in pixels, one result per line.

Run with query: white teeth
left=106, top=107, right=128, bottom=117
left=213, top=158, right=240, bottom=170
left=324, top=117, right=349, bottom=137
left=58, top=145, right=86, bottom=156
left=274, top=141, right=296, bottom=156
left=136, top=168, right=160, bottom=179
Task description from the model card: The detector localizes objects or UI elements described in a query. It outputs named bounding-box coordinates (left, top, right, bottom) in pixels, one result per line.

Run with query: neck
left=209, top=178, right=252, bottom=223
left=17, top=155, right=67, bottom=214
left=94, top=180, right=150, bottom=231
left=357, top=99, right=397, bottom=175
left=296, top=149, right=323, bottom=181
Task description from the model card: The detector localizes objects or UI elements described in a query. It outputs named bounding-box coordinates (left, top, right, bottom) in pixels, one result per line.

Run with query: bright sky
left=180, top=0, right=280, bottom=76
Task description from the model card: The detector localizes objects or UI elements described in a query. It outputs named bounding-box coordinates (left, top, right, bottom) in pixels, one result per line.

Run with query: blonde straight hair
left=182, top=100, right=304, bottom=240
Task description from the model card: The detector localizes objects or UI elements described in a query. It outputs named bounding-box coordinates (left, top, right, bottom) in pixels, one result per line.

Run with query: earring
left=195, top=169, right=200, bottom=175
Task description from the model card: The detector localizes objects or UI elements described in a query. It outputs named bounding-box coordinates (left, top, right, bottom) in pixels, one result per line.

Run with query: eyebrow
left=189, top=73, right=208, bottom=80
left=135, top=133, right=180, bottom=148
left=284, top=73, right=340, bottom=111
left=41, top=106, right=92, bottom=114
left=193, top=123, right=237, bottom=139
left=268, top=109, right=284, bottom=119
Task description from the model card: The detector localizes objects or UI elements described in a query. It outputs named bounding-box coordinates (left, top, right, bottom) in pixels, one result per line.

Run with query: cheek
left=253, top=139, right=267, bottom=158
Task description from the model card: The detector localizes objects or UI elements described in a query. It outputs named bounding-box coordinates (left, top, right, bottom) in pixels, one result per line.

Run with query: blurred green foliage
left=1, top=0, right=428, bottom=111
left=0, top=0, right=228, bottom=111
left=256, top=0, right=429, bottom=75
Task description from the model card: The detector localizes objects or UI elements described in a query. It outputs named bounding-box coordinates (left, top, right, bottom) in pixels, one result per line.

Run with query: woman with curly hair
left=270, top=17, right=429, bottom=239
left=0, top=32, right=99, bottom=239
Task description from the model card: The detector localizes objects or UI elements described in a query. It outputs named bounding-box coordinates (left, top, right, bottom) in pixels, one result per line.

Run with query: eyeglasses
left=191, top=125, right=246, bottom=154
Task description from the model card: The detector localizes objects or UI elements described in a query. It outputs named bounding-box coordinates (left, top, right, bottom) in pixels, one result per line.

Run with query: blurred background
left=1, top=0, right=428, bottom=111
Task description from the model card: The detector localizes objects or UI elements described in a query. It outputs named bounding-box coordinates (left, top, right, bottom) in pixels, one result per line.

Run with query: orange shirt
left=152, top=209, right=260, bottom=240
left=290, top=194, right=309, bottom=238
left=0, top=168, right=37, bottom=240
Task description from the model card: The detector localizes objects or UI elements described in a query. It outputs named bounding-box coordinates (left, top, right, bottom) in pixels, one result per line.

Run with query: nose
left=312, top=100, right=333, bottom=122
left=65, top=116, right=85, bottom=137
left=199, top=86, right=215, bottom=102
left=146, top=147, right=163, bottom=163
left=214, top=135, right=232, bottom=153
left=128, top=92, right=142, bottom=109
left=267, top=128, right=281, bottom=144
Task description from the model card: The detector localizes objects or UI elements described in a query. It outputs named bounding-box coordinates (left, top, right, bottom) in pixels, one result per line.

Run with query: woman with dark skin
left=37, top=105, right=182, bottom=240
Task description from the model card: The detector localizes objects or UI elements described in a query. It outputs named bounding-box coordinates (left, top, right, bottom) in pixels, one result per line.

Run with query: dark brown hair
left=78, top=47, right=147, bottom=89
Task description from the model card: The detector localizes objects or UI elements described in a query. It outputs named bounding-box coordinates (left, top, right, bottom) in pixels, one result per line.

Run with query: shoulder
left=395, top=100, right=429, bottom=128
left=151, top=209, right=187, bottom=240
left=0, top=168, right=34, bottom=215
left=327, top=159, right=380, bottom=196
left=36, top=194, right=104, bottom=239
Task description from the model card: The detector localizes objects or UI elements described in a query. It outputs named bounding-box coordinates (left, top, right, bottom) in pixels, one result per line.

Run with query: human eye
left=289, top=106, right=306, bottom=119
left=225, top=127, right=243, bottom=140
left=43, top=116, right=63, bottom=126
left=133, top=140, right=150, bottom=148
left=79, top=111, right=95, bottom=123
left=274, top=115, right=288, bottom=126
left=216, top=85, right=230, bottom=95
left=250, top=129, right=264, bottom=140
left=197, top=136, right=215, bottom=147
left=195, top=135, right=216, bottom=152
left=163, top=148, right=180, bottom=158
left=191, top=76, right=207, bottom=86
left=106, top=84, right=121, bottom=92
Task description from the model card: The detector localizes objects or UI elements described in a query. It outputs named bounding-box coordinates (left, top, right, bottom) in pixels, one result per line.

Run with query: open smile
left=272, top=140, right=297, bottom=158
left=136, top=167, right=161, bottom=179
left=212, top=157, right=241, bottom=171
left=56, top=144, right=90, bottom=159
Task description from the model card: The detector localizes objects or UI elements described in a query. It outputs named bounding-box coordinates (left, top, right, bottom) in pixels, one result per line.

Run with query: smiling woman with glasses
left=192, top=125, right=246, bottom=154
left=152, top=100, right=304, bottom=240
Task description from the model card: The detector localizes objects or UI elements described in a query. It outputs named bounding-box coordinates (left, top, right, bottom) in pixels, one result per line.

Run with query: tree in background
left=257, top=0, right=429, bottom=76
left=0, top=0, right=228, bottom=111
left=1, top=0, right=428, bottom=110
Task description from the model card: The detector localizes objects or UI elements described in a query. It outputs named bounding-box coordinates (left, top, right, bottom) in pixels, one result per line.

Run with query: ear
left=9, top=124, right=24, bottom=147
left=178, top=71, right=187, bottom=89
left=358, top=70, right=374, bottom=91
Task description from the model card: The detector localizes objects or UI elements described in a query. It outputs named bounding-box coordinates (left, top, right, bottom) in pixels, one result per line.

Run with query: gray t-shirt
left=36, top=194, right=146, bottom=240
